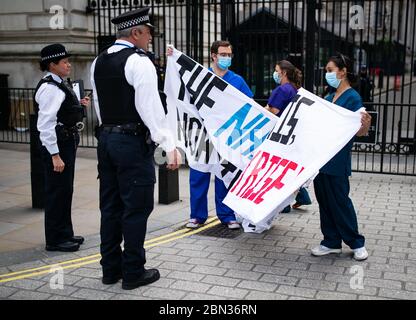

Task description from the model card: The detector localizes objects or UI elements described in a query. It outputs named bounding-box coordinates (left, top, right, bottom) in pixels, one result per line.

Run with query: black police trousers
left=41, top=133, right=79, bottom=245
left=97, top=131, right=156, bottom=282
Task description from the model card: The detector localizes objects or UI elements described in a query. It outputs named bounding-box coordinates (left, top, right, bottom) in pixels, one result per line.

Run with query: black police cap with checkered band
left=40, top=44, right=71, bottom=63
left=111, top=7, right=154, bottom=31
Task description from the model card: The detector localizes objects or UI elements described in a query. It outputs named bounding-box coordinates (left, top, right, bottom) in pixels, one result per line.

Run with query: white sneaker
left=311, top=245, right=342, bottom=256
left=186, top=219, right=202, bottom=229
left=227, top=221, right=241, bottom=230
left=353, top=247, right=368, bottom=261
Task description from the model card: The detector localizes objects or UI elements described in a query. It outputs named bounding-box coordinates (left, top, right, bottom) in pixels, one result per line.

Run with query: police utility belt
left=55, top=123, right=83, bottom=141
left=101, top=123, right=147, bottom=136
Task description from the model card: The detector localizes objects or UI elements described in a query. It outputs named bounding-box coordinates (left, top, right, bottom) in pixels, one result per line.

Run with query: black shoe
left=70, top=236, right=85, bottom=245
left=102, top=273, right=122, bottom=285
left=45, top=241, right=80, bottom=252
left=122, top=269, right=160, bottom=290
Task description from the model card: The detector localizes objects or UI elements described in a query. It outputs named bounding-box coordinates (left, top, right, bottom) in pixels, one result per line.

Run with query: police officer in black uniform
left=90, top=8, right=181, bottom=290
left=34, top=44, right=90, bottom=252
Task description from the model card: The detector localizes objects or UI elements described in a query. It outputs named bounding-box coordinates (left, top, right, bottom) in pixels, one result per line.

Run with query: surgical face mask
left=217, top=56, right=232, bottom=70
left=273, top=71, right=281, bottom=84
left=325, top=71, right=341, bottom=88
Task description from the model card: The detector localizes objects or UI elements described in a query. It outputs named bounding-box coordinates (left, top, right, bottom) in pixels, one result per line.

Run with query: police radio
left=70, top=79, right=87, bottom=132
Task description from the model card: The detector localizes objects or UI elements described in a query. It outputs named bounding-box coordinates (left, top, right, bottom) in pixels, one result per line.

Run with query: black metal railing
left=86, top=0, right=416, bottom=101
left=352, top=102, right=416, bottom=175
left=0, top=88, right=415, bottom=175
left=0, top=88, right=98, bottom=148
left=1, top=0, right=415, bottom=176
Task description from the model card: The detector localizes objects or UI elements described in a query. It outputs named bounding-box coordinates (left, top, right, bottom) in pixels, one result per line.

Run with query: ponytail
left=277, top=60, right=303, bottom=89
left=328, top=53, right=358, bottom=87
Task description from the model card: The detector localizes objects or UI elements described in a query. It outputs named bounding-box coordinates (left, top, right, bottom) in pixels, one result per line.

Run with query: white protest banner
left=164, top=48, right=277, bottom=187
left=224, top=87, right=363, bottom=228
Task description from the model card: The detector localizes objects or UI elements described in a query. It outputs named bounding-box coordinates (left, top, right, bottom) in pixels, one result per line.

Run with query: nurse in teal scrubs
left=311, top=54, right=372, bottom=261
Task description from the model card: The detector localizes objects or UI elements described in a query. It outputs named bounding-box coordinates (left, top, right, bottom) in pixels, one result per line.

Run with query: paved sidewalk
left=0, top=143, right=196, bottom=257
left=0, top=143, right=415, bottom=300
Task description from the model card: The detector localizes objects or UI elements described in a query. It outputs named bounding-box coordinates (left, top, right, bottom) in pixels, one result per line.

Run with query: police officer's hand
left=52, top=154, right=65, bottom=173
left=166, top=148, right=182, bottom=170
left=357, top=111, right=371, bottom=137
left=80, top=96, right=91, bottom=108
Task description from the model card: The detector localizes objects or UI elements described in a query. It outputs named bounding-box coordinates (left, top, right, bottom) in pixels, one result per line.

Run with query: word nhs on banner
left=175, top=53, right=270, bottom=162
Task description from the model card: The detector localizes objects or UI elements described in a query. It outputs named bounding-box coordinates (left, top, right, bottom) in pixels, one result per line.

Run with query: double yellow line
left=0, top=217, right=220, bottom=284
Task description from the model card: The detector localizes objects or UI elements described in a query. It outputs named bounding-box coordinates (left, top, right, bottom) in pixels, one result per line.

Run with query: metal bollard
left=158, top=164, right=179, bottom=204
left=29, top=114, right=45, bottom=209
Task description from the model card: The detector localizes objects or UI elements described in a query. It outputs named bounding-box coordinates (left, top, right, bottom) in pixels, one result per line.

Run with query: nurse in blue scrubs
left=187, top=41, right=254, bottom=230
left=265, top=60, right=312, bottom=213
left=311, top=53, right=371, bottom=261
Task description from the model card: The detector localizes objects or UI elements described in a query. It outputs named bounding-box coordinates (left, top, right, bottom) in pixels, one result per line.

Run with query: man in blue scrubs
left=187, top=40, right=253, bottom=230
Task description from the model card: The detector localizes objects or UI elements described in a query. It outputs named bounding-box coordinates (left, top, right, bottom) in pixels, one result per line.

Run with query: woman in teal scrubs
left=311, top=54, right=371, bottom=261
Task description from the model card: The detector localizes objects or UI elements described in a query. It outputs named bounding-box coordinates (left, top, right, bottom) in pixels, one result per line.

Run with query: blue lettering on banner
left=214, top=103, right=271, bottom=159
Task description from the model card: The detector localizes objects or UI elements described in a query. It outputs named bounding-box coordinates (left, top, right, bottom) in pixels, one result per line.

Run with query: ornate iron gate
left=9, top=0, right=411, bottom=175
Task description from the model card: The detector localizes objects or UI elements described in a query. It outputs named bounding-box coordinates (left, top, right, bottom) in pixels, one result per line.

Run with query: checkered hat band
left=41, top=52, right=66, bottom=61
left=117, top=15, right=150, bottom=30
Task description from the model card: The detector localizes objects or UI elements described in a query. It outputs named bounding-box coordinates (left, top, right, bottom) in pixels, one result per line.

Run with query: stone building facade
left=0, top=0, right=95, bottom=89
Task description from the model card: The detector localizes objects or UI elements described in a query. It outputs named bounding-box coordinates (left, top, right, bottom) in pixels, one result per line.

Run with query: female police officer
left=34, top=44, right=90, bottom=252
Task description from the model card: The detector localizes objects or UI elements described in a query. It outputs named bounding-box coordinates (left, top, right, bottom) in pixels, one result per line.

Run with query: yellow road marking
left=0, top=254, right=102, bottom=279
left=145, top=215, right=217, bottom=244
left=145, top=219, right=221, bottom=248
left=0, top=259, right=101, bottom=283
left=0, top=216, right=218, bottom=279
left=0, top=217, right=220, bottom=283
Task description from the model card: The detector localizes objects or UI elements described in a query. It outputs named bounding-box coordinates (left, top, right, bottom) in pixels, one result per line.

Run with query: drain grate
left=196, top=223, right=243, bottom=239
left=174, top=221, right=243, bottom=239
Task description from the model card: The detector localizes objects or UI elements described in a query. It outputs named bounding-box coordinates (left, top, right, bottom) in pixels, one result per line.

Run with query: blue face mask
left=217, top=57, right=232, bottom=70
left=325, top=72, right=341, bottom=88
left=273, top=71, right=281, bottom=84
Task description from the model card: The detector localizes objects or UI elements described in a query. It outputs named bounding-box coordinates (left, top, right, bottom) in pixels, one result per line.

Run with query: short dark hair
left=210, top=40, right=232, bottom=55
left=39, top=57, right=63, bottom=72
left=328, top=53, right=358, bottom=86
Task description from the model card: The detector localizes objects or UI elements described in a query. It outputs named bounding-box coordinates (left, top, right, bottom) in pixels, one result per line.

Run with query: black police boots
left=45, top=236, right=84, bottom=252
left=70, top=236, right=85, bottom=245
left=122, top=269, right=160, bottom=290
left=45, top=241, right=80, bottom=252
left=102, top=272, right=123, bottom=285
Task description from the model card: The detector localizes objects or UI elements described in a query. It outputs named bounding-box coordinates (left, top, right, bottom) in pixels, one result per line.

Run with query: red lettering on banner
left=243, top=155, right=282, bottom=200
left=230, top=151, right=261, bottom=193
left=235, top=151, right=269, bottom=197
left=230, top=150, right=303, bottom=205
left=253, top=160, right=298, bottom=204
